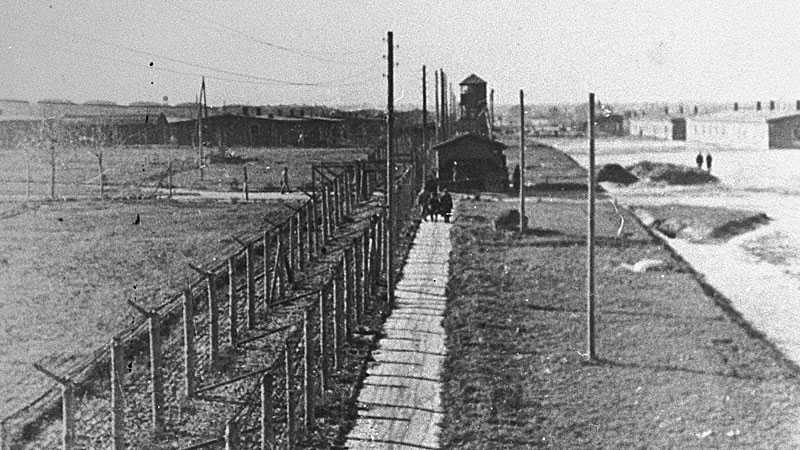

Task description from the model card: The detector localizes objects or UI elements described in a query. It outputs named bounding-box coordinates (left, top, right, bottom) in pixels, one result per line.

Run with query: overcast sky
left=3, top=1, right=799, bottom=108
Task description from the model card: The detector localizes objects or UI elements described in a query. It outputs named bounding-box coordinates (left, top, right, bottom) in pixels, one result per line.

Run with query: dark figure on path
left=512, top=164, right=521, bottom=192
left=280, top=166, right=290, bottom=194
left=439, top=189, right=453, bottom=223
left=695, top=152, right=703, bottom=169
left=705, top=153, right=713, bottom=173
left=416, top=187, right=431, bottom=221
left=428, top=191, right=440, bottom=222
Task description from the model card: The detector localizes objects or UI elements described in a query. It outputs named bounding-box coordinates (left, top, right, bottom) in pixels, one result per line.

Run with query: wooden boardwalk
left=345, top=220, right=453, bottom=449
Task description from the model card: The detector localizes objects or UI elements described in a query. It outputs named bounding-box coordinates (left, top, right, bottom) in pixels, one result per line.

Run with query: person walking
left=428, top=189, right=440, bottom=222
left=705, top=153, right=713, bottom=173
left=280, top=166, right=290, bottom=194
left=416, top=186, right=431, bottom=221
left=695, top=152, right=703, bottom=169
left=439, top=188, right=453, bottom=223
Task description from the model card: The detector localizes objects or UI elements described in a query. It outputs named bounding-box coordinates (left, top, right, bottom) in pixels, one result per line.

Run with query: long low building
left=686, top=110, right=800, bottom=149
left=628, top=116, right=686, bottom=140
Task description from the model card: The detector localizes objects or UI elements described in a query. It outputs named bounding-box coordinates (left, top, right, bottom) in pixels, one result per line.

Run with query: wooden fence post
left=318, top=289, right=328, bottom=406
left=361, top=230, right=369, bottom=316
left=260, top=374, right=273, bottom=450
left=149, top=313, right=163, bottom=436
left=284, top=344, right=294, bottom=449
left=310, top=198, right=319, bottom=257
left=343, top=169, right=351, bottom=216
left=268, top=231, right=269, bottom=304
left=305, top=202, right=314, bottom=261
left=246, top=244, right=256, bottom=330
left=335, top=177, right=342, bottom=224
left=322, top=186, right=330, bottom=244
left=303, top=307, right=314, bottom=431
left=62, top=383, right=74, bottom=450
left=207, top=274, right=218, bottom=368
left=224, top=419, right=239, bottom=450
left=182, top=289, right=195, bottom=398
left=269, top=234, right=282, bottom=304
left=296, top=210, right=304, bottom=271
left=353, top=238, right=362, bottom=324
left=110, top=337, right=124, bottom=450
left=343, top=250, right=352, bottom=339
left=243, top=165, right=249, bottom=201
left=332, top=268, right=341, bottom=371
left=228, top=257, right=237, bottom=346
left=288, top=216, right=296, bottom=276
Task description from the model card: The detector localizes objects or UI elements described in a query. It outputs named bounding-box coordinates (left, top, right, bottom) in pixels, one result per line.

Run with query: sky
left=3, top=0, right=800, bottom=108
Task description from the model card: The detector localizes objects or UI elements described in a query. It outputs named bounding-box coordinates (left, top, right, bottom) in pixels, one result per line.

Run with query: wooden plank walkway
left=345, top=219, right=453, bottom=449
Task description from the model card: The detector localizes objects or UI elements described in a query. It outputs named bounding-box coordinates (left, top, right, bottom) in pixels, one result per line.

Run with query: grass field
left=0, top=199, right=301, bottom=416
left=442, top=196, right=800, bottom=448
left=499, top=136, right=586, bottom=187
left=0, top=145, right=371, bottom=200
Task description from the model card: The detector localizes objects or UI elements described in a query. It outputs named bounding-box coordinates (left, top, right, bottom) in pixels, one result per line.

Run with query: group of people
left=695, top=152, right=713, bottom=173
left=417, top=187, right=453, bottom=223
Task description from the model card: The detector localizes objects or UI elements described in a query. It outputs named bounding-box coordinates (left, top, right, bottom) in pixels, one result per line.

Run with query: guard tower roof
left=459, top=74, right=486, bottom=85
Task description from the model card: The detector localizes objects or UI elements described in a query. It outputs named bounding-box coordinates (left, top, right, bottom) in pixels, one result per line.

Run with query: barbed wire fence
left=0, top=127, right=422, bottom=449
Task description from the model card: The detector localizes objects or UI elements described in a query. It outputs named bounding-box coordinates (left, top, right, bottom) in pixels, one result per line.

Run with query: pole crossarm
left=32, top=363, right=70, bottom=386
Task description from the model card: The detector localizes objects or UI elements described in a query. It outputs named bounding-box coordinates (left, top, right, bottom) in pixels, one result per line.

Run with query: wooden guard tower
left=458, top=74, right=488, bottom=135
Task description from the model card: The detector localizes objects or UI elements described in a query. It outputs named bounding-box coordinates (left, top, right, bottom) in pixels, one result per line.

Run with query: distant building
left=629, top=116, right=686, bottom=140
left=686, top=108, right=800, bottom=149
left=433, top=133, right=507, bottom=191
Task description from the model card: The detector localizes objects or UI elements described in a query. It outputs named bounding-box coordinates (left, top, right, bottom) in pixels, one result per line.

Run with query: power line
left=14, top=17, right=373, bottom=88
left=8, top=35, right=381, bottom=89
left=168, top=3, right=372, bottom=64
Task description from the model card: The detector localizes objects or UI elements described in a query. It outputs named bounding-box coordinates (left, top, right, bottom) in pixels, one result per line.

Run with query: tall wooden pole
left=519, top=90, right=526, bottom=233
left=490, top=88, right=495, bottom=139
left=440, top=70, right=447, bottom=139
left=385, top=31, right=395, bottom=308
left=434, top=70, right=440, bottom=143
left=421, top=65, right=428, bottom=188
left=587, top=92, right=597, bottom=361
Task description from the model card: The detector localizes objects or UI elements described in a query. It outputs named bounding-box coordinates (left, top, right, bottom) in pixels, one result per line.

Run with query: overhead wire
left=167, top=3, right=372, bottom=64
left=12, top=16, right=375, bottom=88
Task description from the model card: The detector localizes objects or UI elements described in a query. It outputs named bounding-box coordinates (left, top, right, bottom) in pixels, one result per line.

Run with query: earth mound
left=626, top=161, right=718, bottom=185
left=597, top=163, right=638, bottom=184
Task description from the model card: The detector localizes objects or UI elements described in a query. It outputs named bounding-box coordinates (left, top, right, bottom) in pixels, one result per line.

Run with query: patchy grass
left=0, top=199, right=300, bottom=416
left=500, top=138, right=586, bottom=187
left=441, top=197, right=800, bottom=448
left=634, top=204, right=770, bottom=242
left=0, top=145, right=370, bottom=200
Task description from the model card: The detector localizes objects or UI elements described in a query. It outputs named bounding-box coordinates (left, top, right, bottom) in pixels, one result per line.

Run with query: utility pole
left=440, top=70, right=447, bottom=139
left=586, top=92, right=597, bottom=361
left=385, top=31, right=395, bottom=308
left=490, top=88, right=495, bottom=139
left=519, top=90, right=526, bottom=233
left=434, top=70, right=440, bottom=144
left=197, top=78, right=205, bottom=181
left=421, top=65, right=427, bottom=188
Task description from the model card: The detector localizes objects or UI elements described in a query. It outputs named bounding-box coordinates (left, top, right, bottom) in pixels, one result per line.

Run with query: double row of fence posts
left=1, top=156, right=422, bottom=449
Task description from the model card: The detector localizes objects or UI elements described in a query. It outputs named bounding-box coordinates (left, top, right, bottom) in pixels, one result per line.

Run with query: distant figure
left=133, top=213, right=141, bottom=225
left=452, top=161, right=459, bottom=182
left=705, top=153, right=713, bottom=173
left=280, top=166, right=290, bottom=194
left=416, top=187, right=431, bottom=221
left=512, top=164, right=521, bottom=192
left=695, top=152, right=703, bottom=169
left=428, top=190, right=440, bottom=222
left=439, top=188, right=453, bottom=223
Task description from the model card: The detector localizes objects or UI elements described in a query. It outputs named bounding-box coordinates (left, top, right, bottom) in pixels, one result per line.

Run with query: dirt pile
left=627, top=161, right=718, bottom=185
left=634, top=205, right=770, bottom=242
left=597, top=163, right=638, bottom=184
